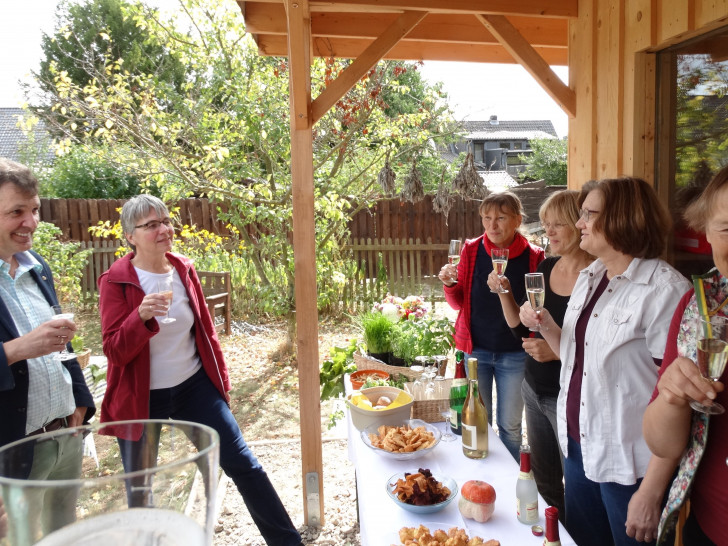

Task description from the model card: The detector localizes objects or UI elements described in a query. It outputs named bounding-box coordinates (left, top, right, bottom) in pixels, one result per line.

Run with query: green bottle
left=448, top=350, right=468, bottom=435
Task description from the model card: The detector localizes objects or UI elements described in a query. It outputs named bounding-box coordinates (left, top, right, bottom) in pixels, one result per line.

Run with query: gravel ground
left=211, top=320, right=361, bottom=546
left=213, top=436, right=360, bottom=546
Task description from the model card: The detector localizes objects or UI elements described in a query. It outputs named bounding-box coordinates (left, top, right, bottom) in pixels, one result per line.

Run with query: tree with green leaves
left=517, top=137, right=568, bottom=186
left=28, top=0, right=460, bottom=318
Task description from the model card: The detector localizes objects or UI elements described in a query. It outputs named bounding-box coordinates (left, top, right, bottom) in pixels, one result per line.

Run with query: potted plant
left=359, top=312, right=394, bottom=363
left=389, top=319, right=420, bottom=366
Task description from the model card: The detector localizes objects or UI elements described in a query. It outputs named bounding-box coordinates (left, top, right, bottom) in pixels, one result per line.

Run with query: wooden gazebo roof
left=239, top=1, right=576, bottom=117
left=235, top=0, right=578, bottom=528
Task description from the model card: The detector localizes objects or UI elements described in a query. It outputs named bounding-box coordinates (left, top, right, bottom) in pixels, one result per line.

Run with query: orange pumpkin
left=459, top=480, right=496, bottom=522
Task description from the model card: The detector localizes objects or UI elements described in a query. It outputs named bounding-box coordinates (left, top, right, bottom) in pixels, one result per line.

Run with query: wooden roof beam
left=244, top=0, right=578, bottom=18
left=255, top=34, right=568, bottom=65
left=244, top=4, right=569, bottom=48
left=476, top=14, right=575, bottom=117
left=311, top=10, right=427, bottom=123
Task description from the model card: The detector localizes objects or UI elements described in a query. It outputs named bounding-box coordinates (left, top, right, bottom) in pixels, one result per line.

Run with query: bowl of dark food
left=386, top=469, right=458, bottom=514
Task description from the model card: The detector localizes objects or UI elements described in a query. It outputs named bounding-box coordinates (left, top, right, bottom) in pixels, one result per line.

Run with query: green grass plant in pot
left=389, top=319, right=421, bottom=367
left=360, top=311, right=394, bottom=363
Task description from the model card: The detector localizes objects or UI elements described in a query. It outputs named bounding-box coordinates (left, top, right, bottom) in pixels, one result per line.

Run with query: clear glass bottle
left=516, top=444, right=539, bottom=524
left=543, top=506, right=561, bottom=546
left=461, top=357, right=488, bottom=459
left=448, top=351, right=467, bottom=435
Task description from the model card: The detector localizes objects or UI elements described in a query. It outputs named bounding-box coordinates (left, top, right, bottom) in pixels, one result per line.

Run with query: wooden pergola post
left=285, top=0, right=324, bottom=526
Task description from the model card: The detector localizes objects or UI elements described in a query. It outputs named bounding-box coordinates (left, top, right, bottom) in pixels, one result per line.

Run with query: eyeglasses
left=578, top=209, right=599, bottom=222
left=134, top=218, right=173, bottom=231
left=541, top=221, right=567, bottom=231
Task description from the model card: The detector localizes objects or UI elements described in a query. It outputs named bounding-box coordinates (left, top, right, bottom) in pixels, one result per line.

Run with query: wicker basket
left=405, top=378, right=452, bottom=423
left=353, top=352, right=421, bottom=381
left=76, top=349, right=91, bottom=369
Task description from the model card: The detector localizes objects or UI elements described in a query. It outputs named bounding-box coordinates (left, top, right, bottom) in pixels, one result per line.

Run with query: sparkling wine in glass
left=490, top=248, right=509, bottom=293
left=525, top=273, right=546, bottom=332
left=51, top=305, right=77, bottom=361
left=447, top=239, right=462, bottom=283
left=156, top=277, right=176, bottom=324
left=690, top=314, right=728, bottom=415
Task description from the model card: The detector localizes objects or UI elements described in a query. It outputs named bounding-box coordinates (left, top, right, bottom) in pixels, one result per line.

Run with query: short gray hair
left=0, top=158, right=39, bottom=196
left=120, top=195, right=170, bottom=250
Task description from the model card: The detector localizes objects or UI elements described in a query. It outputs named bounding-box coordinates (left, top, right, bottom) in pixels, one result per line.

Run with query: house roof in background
left=463, top=117, right=558, bottom=139
left=480, top=170, right=518, bottom=192
left=0, top=107, right=52, bottom=163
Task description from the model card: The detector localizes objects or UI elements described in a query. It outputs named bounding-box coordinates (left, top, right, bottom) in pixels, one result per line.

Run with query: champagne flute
left=490, top=248, right=509, bottom=293
left=51, top=305, right=77, bottom=361
left=440, top=399, right=456, bottom=442
left=447, top=239, right=462, bottom=284
left=525, top=273, right=546, bottom=332
left=689, top=314, right=728, bottom=415
left=156, top=277, right=176, bottom=324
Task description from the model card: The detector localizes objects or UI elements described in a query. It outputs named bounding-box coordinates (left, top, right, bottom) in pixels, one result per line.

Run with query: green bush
left=41, top=145, right=144, bottom=198
left=32, top=222, right=92, bottom=305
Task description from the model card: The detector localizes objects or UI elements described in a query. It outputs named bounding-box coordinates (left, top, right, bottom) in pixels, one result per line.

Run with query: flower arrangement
left=372, top=294, right=427, bottom=321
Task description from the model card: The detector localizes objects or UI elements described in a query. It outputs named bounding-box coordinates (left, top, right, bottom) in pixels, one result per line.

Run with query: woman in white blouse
left=520, top=177, right=690, bottom=546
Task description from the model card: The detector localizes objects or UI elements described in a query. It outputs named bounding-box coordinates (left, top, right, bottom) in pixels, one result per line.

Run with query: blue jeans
left=119, top=368, right=301, bottom=546
left=522, top=380, right=564, bottom=518
left=466, top=348, right=526, bottom=461
left=564, top=436, right=655, bottom=546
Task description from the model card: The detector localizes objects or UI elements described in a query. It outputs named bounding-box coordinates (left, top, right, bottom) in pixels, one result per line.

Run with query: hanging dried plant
left=432, top=167, right=454, bottom=222
left=400, top=158, right=424, bottom=203
left=377, top=155, right=396, bottom=196
left=453, top=152, right=487, bottom=200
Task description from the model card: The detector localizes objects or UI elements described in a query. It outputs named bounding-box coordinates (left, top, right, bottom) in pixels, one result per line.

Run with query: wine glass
left=51, top=304, right=77, bottom=361
left=689, top=314, right=728, bottom=415
left=447, top=239, right=462, bottom=284
left=525, top=273, right=546, bottom=332
left=490, top=248, right=509, bottom=293
left=440, top=399, right=456, bottom=442
left=156, top=277, right=176, bottom=324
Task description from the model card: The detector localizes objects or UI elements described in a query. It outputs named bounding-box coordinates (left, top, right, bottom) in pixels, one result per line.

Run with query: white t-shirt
left=134, top=267, right=201, bottom=389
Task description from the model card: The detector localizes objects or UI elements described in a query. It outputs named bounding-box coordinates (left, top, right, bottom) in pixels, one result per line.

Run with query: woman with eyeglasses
left=97, top=195, right=302, bottom=546
left=520, top=178, right=690, bottom=546
left=439, top=191, right=545, bottom=461
left=643, top=164, right=728, bottom=545
left=487, top=190, right=592, bottom=520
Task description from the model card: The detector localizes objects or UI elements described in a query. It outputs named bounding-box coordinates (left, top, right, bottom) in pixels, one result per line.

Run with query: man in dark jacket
left=0, top=158, right=95, bottom=543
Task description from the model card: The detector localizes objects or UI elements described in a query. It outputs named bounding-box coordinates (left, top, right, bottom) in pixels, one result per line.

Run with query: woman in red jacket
left=438, top=192, right=544, bottom=461
left=98, top=195, right=301, bottom=546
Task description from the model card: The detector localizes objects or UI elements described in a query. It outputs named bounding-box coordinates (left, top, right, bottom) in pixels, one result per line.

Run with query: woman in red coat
left=98, top=194, right=301, bottom=546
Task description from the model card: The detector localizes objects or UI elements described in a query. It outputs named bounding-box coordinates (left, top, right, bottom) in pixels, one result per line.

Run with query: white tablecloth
left=347, top=415, right=576, bottom=545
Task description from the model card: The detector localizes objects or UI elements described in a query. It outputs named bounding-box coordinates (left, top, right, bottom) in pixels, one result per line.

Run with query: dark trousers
left=118, top=368, right=301, bottom=546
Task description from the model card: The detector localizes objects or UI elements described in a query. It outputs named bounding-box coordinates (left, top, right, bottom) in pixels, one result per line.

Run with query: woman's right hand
left=138, top=294, right=170, bottom=322
left=520, top=301, right=551, bottom=330
left=487, top=270, right=511, bottom=293
left=439, top=264, right=457, bottom=286
left=657, top=356, right=724, bottom=408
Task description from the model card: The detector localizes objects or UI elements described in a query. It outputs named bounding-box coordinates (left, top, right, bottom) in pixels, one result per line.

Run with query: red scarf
left=482, top=231, right=530, bottom=259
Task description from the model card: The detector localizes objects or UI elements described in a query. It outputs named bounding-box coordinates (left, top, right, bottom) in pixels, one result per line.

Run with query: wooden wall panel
left=657, top=0, right=695, bottom=42
left=696, top=0, right=728, bottom=28
left=568, top=0, right=597, bottom=187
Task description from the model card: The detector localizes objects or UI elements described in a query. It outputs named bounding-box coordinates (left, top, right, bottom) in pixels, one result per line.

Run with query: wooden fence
left=343, top=237, right=449, bottom=312
left=49, top=182, right=565, bottom=301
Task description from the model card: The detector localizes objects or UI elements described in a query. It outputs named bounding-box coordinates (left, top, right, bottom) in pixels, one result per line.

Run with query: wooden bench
left=198, top=271, right=232, bottom=336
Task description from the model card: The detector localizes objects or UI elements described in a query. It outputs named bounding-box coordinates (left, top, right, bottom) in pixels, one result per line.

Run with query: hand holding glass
left=156, top=278, right=176, bottom=324
left=447, top=240, right=462, bottom=283
left=689, top=314, right=728, bottom=415
left=51, top=305, right=77, bottom=361
left=525, top=273, right=546, bottom=331
left=490, top=248, right=509, bottom=293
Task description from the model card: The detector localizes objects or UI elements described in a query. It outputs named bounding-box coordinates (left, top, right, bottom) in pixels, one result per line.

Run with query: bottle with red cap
left=516, top=444, right=539, bottom=523
left=543, top=506, right=561, bottom=545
